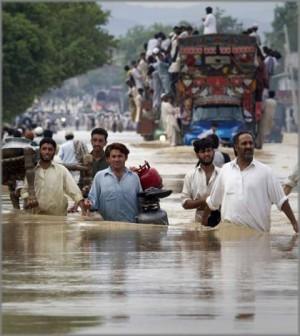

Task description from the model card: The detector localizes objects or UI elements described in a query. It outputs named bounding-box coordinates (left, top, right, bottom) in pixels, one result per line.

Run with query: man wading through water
left=206, top=131, right=298, bottom=232
left=21, top=138, right=85, bottom=215
left=181, top=137, right=220, bottom=226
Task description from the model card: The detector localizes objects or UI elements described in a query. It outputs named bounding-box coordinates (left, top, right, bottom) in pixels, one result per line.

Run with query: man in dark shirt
left=90, top=127, right=109, bottom=176
left=79, top=128, right=109, bottom=197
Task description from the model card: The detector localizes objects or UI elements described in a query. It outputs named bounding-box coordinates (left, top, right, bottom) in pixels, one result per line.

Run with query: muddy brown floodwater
left=2, top=131, right=298, bottom=335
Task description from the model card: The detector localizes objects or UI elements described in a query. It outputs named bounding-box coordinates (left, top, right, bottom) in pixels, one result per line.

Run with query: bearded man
left=181, top=137, right=220, bottom=225
left=21, top=137, right=85, bottom=215
left=206, top=131, right=298, bottom=233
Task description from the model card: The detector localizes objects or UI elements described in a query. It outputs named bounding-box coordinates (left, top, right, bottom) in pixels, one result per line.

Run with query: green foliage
left=117, top=23, right=173, bottom=65
left=3, top=3, right=116, bottom=122
left=215, top=8, right=244, bottom=34
left=265, top=2, right=298, bottom=53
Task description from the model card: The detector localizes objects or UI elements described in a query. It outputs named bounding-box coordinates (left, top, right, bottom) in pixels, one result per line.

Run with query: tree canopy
left=3, top=3, right=116, bottom=121
left=265, top=2, right=298, bottom=53
left=117, top=23, right=173, bottom=65
left=214, top=8, right=244, bottom=34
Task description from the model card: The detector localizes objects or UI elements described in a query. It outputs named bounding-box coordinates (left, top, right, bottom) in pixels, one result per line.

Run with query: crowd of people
left=2, top=7, right=299, bottom=234
left=1, top=92, right=135, bottom=145
left=4, top=122, right=298, bottom=234
left=122, top=6, right=292, bottom=148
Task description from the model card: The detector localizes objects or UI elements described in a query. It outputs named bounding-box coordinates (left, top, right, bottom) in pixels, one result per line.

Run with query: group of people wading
left=15, top=127, right=298, bottom=234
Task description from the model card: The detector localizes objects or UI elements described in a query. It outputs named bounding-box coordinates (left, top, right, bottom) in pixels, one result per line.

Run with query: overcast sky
left=99, top=1, right=286, bottom=39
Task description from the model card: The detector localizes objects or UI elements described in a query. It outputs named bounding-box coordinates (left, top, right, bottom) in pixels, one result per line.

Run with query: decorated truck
left=177, top=34, right=264, bottom=146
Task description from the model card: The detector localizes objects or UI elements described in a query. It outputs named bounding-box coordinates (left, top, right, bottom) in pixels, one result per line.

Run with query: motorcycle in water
left=135, top=161, right=172, bottom=225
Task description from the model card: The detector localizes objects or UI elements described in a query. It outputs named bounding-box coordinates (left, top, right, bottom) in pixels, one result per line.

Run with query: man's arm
left=182, top=199, right=206, bottom=210
left=206, top=171, right=224, bottom=211
left=281, top=200, right=298, bottom=233
left=181, top=172, right=206, bottom=210
left=283, top=185, right=293, bottom=195
left=62, top=167, right=86, bottom=214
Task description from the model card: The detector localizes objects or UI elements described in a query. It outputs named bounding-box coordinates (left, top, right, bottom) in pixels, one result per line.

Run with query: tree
left=117, top=23, right=173, bottom=65
left=3, top=3, right=116, bottom=122
left=215, top=7, right=244, bottom=34
left=265, top=2, right=298, bottom=53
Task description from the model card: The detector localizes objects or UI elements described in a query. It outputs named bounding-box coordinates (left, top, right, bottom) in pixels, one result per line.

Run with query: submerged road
left=2, top=130, right=298, bottom=335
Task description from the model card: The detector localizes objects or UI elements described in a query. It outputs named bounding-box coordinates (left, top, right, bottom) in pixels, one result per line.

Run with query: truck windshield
left=192, top=106, right=244, bottom=122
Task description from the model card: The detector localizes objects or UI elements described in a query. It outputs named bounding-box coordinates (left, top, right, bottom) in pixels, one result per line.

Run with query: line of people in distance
left=20, top=128, right=298, bottom=234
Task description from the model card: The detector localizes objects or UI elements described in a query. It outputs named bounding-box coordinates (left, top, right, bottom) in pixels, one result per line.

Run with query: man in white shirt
left=58, top=130, right=88, bottom=181
left=202, top=7, right=217, bottom=35
left=21, top=138, right=85, bottom=216
left=206, top=131, right=298, bottom=232
left=182, top=137, right=220, bottom=225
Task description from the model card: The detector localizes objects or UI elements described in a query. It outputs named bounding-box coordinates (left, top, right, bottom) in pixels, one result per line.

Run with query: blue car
left=183, top=105, right=248, bottom=146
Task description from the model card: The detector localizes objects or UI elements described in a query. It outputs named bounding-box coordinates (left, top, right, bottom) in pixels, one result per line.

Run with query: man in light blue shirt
left=85, top=143, right=142, bottom=222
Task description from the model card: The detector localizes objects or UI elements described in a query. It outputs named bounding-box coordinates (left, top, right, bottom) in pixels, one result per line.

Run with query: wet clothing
left=206, top=159, right=288, bottom=232
left=88, top=167, right=142, bottom=222
left=182, top=165, right=219, bottom=222
left=21, top=161, right=83, bottom=215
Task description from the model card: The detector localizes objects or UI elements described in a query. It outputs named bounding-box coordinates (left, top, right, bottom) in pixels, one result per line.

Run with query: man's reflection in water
left=80, top=225, right=168, bottom=297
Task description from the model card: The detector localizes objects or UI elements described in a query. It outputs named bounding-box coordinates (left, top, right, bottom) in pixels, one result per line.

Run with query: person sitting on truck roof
left=202, top=7, right=217, bottom=34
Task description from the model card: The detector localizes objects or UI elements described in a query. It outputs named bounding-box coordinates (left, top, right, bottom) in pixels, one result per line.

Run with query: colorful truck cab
left=177, top=34, right=264, bottom=145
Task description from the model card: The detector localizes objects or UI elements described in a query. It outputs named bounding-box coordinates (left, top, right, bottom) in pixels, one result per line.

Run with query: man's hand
left=24, top=196, right=39, bottom=209
left=79, top=199, right=92, bottom=216
left=68, top=203, right=79, bottom=213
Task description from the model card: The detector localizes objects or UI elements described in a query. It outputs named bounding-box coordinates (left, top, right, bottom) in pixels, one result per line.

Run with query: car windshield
left=192, top=106, right=244, bottom=122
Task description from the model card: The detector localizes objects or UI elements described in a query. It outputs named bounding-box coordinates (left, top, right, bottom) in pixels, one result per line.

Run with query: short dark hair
left=193, top=138, right=214, bottom=153
left=39, top=137, right=57, bottom=150
left=268, top=90, right=275, bottom=98
left=206, top=134, right=219, bottom=149
left=105, top=143, right=129, bottom=158
left=43, top=129, right=53, bottom=138
left=206, top=6, right=213, bottom=13
left=91, top=128, right=108, bottom=141
left=65, top=133, right=74, bottom=140
left=233, top=131, right=254, bottom=146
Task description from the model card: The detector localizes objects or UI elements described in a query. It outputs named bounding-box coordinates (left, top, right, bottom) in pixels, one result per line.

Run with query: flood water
left=2, top=131, right=299, bottom=335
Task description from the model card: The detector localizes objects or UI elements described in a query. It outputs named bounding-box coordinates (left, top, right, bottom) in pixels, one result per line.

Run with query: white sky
left=125, top=1, right=284, bottom=8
